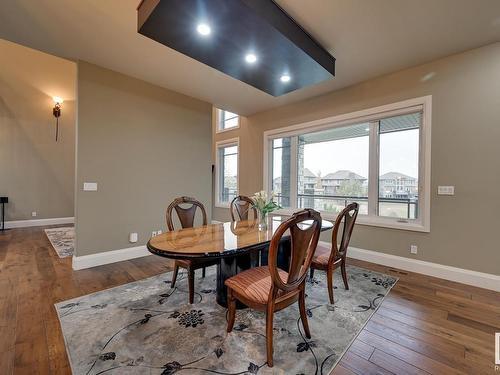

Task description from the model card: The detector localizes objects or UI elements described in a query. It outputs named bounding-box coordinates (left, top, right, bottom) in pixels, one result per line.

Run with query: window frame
left=263, top=96, right=432, bottom=232
left=215, top=137, right=240, bottom=208
left=215, top=108, right=240, bottom=133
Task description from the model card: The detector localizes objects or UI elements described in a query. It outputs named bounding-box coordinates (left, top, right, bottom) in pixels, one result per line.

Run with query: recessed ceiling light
left=245, top=54, right=257, bottom=64
left=280, top=74, right=291, bottom=83
left=196, top=23, right=211, bottom=36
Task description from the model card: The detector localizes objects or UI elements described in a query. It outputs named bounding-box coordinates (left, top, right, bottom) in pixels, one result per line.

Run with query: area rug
left=45, top=226, right=74, bottom=258
left=56, top=265, right=397, bottom=375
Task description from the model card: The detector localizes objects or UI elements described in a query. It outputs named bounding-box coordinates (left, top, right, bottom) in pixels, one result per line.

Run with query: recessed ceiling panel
left=137, top=0, right=335, bottom=96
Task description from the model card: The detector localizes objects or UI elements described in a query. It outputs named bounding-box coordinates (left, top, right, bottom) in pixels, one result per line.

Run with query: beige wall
left=76, top=62, right=212, bottom=257
left=213, top=43, right=500, bottom=276
left=0, top=39, right=76, bottom=221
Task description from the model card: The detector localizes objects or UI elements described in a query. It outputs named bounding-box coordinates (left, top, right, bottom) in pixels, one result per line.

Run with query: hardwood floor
left=0, top=226, right=498, bottom=374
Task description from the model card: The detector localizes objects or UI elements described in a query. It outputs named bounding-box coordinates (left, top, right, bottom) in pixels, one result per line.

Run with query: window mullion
left=266, top=139, right=272, bottom=193
left=220, top=150, right=226, bottom=203
left=368, top=121, right=380, bottom=217
left=290, top=136, right=298, bottom=209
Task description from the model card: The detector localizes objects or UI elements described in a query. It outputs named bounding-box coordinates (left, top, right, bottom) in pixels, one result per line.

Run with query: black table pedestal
left=215, top=239, right=291, bottom=308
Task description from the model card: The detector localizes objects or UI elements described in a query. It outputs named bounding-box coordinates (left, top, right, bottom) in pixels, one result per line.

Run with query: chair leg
left=171, top=264, right=179, bottom=288
left=266, top=303, right=275, bottom=367
left=341, top=260, right=349, bottom=290
left=226, top=289, right=236, bottom=333
left=327, top=267, right=334, bottom=304
left=188, top=268, right=195, bottom=304
left=309, top=268, right=315, bottom=280
left=202, top=266, right=206, bottom=278
left=298, top=287, right=311, bottom=339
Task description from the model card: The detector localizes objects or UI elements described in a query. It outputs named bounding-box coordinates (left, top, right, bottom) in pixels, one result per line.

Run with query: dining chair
left=166, top=196, right=218, bottom=304
left=225, top=208, right=322, bottom=367
left=310, top=202, right=359, bottom=304
left=230, top=195, right=257, bottom=221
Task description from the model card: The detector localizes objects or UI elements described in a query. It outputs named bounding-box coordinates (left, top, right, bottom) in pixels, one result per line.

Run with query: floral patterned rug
left=45, top=226, right=74, bottom=258
left=56, top=265, right=397, bottom=375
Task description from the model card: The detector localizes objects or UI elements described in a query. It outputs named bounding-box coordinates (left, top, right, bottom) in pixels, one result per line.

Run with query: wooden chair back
left=230, top=195, right=257, bottom=221
left=166, top=196, right=207, bottom=231
left=268, top=209, right=322, bottom=293
left=329, top=202, right=359, bottom=262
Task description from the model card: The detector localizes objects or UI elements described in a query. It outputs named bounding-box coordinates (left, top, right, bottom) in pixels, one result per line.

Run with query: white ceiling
left=1, top=0, right=499, bottom=115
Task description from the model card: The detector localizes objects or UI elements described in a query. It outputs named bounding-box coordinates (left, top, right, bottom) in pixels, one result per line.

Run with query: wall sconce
left=52, top=96, right=63, bottom=141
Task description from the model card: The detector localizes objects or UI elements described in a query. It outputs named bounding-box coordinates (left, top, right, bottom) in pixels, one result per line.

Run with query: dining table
left=147, top=215, right=333, bottom=308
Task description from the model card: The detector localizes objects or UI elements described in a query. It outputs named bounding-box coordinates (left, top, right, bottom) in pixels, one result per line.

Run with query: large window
left=216, top=138, right=239, bottom=207
left=297, top=123, right=370, bottom=215
left=378, top=113, right=420, bottom=220
left=264, top=97, right=431, bottom=232
left=216, top=108, right=240, bottom=132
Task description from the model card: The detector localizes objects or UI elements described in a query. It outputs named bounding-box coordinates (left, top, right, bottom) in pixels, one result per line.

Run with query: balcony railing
left=274, top=193, right=418, bottom=220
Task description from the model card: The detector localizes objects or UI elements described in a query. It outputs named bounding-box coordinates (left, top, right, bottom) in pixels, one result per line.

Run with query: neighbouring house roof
left=321, top=170, right=366, bottom=180
left=380, top=172, right=416, bottom=180
left=303, top=168, right=316, bottom=178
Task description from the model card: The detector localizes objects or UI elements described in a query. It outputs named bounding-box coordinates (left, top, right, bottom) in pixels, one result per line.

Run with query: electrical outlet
left=410, top=245, right=418, bottom=254
left=438, top=186, right=455, bottom=195
left=129, top=232, right=138, bottom=243
left=31, top=211, right=37, bottom=217
left=152, top=231, right=157, bottom=237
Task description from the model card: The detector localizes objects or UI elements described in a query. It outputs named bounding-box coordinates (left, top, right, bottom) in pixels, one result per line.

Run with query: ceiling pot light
left=196, top=23, right=211, bottom=36
left=245, top=53, right=257, bottom=64
left=280, top=74, right=291, bottom=83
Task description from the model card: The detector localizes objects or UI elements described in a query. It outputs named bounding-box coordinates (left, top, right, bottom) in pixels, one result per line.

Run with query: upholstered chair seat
left=224, top=266, right=298, bottom=305
left=311, top=243, right=343, bottom=265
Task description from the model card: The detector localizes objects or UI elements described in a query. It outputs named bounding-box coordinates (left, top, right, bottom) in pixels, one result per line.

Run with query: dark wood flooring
left=0, top=225, right=498, bottom=374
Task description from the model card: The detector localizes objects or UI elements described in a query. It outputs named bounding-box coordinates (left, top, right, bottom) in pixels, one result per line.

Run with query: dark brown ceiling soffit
left=137, top=0, right=335, bottom=97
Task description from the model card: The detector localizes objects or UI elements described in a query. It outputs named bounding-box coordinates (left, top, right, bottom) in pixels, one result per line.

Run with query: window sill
left=216, top=125, right=240, bottom=134
left=271, top=209, right=430, bottom=233
left=215, top=203, right=230, bottom=209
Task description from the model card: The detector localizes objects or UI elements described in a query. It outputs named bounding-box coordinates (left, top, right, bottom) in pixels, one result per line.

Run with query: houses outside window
left=264, top=96, right=431, bottom=232
left=215, top=138, right=239, bottom=207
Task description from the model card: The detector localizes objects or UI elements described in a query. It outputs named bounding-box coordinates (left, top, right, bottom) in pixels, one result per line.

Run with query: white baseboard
left=72, top=245, right=151, bottom=270
left=4, top=216, right=74, bottom=229
left=318, top=241, right=500, bottom=292
left=72, top=239, right=500, bottom=292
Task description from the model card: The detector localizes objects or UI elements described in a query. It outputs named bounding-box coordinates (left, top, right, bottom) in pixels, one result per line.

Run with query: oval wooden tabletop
left=147, top=215, right=333, bottom=259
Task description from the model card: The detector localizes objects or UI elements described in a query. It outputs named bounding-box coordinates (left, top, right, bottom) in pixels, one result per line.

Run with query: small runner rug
left=45, top=226, right=74, bottom=258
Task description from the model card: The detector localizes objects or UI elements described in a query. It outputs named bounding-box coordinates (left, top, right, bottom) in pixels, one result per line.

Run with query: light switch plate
left=83, top=182, right=98, bottom=191
left=438, top=186, right=454, bottom=195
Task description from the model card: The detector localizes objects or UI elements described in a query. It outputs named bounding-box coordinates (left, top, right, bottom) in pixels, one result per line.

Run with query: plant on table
left=251, top=190, right=281, bottom=230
